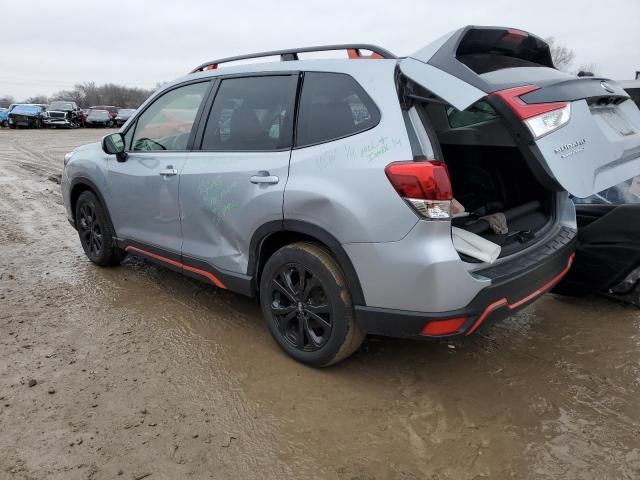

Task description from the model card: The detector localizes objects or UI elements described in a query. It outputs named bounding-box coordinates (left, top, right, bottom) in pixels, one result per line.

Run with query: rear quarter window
left=296, top=72, right=380, bottom=147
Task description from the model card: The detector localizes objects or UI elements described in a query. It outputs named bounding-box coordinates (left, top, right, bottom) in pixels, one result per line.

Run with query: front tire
left=75, top=191, right=126, bottom=266
left=259, top=242, right=364, bottom=367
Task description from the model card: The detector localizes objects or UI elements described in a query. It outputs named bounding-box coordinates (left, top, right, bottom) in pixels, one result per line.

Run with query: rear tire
left=75, top=191, right=126, bottom=266
left=259, top=242, right=365, bottom=367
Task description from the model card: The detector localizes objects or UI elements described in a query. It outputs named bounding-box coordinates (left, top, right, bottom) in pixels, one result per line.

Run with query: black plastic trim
left=521, top=77, right=629, bottom=104
left=68, top=177, right=116, bottom=236
left=247, top=220, right=366, bottom=306
left=116, top=238, right=254, bottom=297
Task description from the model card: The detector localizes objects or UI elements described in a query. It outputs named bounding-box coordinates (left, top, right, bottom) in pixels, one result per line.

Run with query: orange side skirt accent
left=124, top=246, right=226, bottom=289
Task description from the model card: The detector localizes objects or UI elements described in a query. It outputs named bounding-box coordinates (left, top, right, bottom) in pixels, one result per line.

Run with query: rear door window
left=296, top=72, right=380, bottom=147
left=201, top=75, right=298, bottom=151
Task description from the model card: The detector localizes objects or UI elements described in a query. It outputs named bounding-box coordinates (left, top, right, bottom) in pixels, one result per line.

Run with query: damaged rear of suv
left=62, top=26, right=640, bottom=366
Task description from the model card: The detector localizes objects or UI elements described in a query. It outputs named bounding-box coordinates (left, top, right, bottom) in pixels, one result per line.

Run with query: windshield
left=12, top=105, right=42, bottom=115
left=118, top=109, right=135, bottom=116
left=49, top=102, right=74, bottom=111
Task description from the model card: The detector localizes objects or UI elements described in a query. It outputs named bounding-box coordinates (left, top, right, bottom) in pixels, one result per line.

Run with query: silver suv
left=62, top=26, right=640, bottom=366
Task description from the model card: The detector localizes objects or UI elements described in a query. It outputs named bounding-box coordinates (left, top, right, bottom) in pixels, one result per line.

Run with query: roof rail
left=189, top=44, right=396, bottom=73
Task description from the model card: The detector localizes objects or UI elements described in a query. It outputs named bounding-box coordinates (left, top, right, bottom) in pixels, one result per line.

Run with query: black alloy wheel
left=75, top=191, right=126, bottom=266
left=78, top=202, right=103, bottom=258
left=269, top=263, right=333, bottom=352
left=259, top=242, right=365, bottom=367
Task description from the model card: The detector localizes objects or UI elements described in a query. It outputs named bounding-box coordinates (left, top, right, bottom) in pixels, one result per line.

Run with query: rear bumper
left=355, top=228, right=576, bottom=338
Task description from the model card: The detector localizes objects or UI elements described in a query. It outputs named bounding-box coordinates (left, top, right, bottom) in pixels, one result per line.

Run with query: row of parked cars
left=0, top=102, right=136, bottom=129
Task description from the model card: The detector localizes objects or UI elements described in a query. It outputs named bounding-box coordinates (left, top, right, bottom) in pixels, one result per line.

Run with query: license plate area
left=591, top=106, right=636, bottom=137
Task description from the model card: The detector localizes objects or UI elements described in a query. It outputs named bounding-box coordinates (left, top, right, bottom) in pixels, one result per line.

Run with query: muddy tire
left=259, top=242, right=365, bottom=367
left=75, top=191, right=126, bottom=267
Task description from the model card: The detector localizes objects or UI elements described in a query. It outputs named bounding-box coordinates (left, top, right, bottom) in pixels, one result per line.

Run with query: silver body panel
left=180, top=150, right=290, bottom=273
left=61, top=34, right=635, bottom=317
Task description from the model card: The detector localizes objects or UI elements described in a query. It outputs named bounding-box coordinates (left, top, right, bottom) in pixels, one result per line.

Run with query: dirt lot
left=0, top=128, right=639, bottom=480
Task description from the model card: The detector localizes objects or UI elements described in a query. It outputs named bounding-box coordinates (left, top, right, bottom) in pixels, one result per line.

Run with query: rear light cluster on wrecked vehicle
left=492, top=85, right=571, bottom=139
left=385, top=160, right=453, bottom=220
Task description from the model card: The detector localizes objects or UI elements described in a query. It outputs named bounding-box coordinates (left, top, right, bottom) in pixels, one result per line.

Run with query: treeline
left=0, top=82, right=157, bottom=109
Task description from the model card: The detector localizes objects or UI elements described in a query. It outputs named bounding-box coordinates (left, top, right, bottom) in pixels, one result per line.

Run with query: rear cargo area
left=420, top=101, right=555, bottom=258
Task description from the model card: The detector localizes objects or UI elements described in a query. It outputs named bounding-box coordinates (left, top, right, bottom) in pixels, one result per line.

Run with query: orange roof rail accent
left=347, top=48, right=385, bottom=59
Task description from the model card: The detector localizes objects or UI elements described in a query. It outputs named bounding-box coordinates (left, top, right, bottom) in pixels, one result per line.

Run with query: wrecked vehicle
left=553, top=177, right=640, bottom=306
left=43, top=101, right=82, bottom=128
left=62, top=26, right=640, bottom=366
left=8, top=104, right=47, bottom=128
left=553, top=83, right=640, bottom=307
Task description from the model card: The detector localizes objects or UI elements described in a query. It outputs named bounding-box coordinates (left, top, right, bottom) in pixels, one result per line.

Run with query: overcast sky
left=2, top=0, right=638, bottom=100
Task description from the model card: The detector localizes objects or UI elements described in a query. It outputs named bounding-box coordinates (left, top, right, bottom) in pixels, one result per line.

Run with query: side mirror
left=102, top=132, right=128, bottom=162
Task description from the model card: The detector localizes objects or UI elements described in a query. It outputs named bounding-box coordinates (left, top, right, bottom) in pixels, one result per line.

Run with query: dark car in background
left=555, top=176, right=640, bottom=306
left=85, top=109, right=112, bottom=127
left=620, top=80, right=640, bottom=108
left=8, top=104, right=47, bottom=128
left=43, top=101, right=82, bottom=128
left=88, top=105, right=118, bottom=126
left=553, top=81, right=640, bottom=307
left=115, top=108, right=135, bottom=127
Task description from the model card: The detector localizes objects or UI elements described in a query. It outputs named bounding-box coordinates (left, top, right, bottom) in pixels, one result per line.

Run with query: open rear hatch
left=399, top=25, right=640, bottom=199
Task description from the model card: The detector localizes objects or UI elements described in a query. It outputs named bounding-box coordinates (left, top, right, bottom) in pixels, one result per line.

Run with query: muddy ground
left=0, top=128, right=639, bottom=480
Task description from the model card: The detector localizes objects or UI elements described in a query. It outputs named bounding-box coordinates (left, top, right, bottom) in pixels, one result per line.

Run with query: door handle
left=159, top=166, right=178, bottom=176
left=250, top=171, right=279, bottom=184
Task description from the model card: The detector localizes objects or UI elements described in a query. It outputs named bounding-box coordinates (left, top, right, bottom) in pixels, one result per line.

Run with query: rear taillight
left=385, top=161, right=453, bottom=220
left=492, top=85, right=571, bottom=139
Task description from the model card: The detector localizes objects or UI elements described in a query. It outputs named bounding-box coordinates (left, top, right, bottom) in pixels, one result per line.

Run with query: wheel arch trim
left=248, top=219, right=366, bottom=306
left=69, top=177, right=117, bottom=236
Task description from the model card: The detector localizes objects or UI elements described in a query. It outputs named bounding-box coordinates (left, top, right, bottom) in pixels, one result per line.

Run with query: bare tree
left=13, top=82, right=154, bottom=109
left=545, top=36, right=575, bottom=71
left=50, top=82, right=154, bottom=108
left=575, top=63, right=599, bottom=76
left=0, top=96, right=15, bottom=108
left=24, top=95, right=49, bottom=105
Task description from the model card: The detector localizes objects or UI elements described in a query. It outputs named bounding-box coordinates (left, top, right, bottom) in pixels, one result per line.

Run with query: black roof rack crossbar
left=189, top=44, right=396, bottom=73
